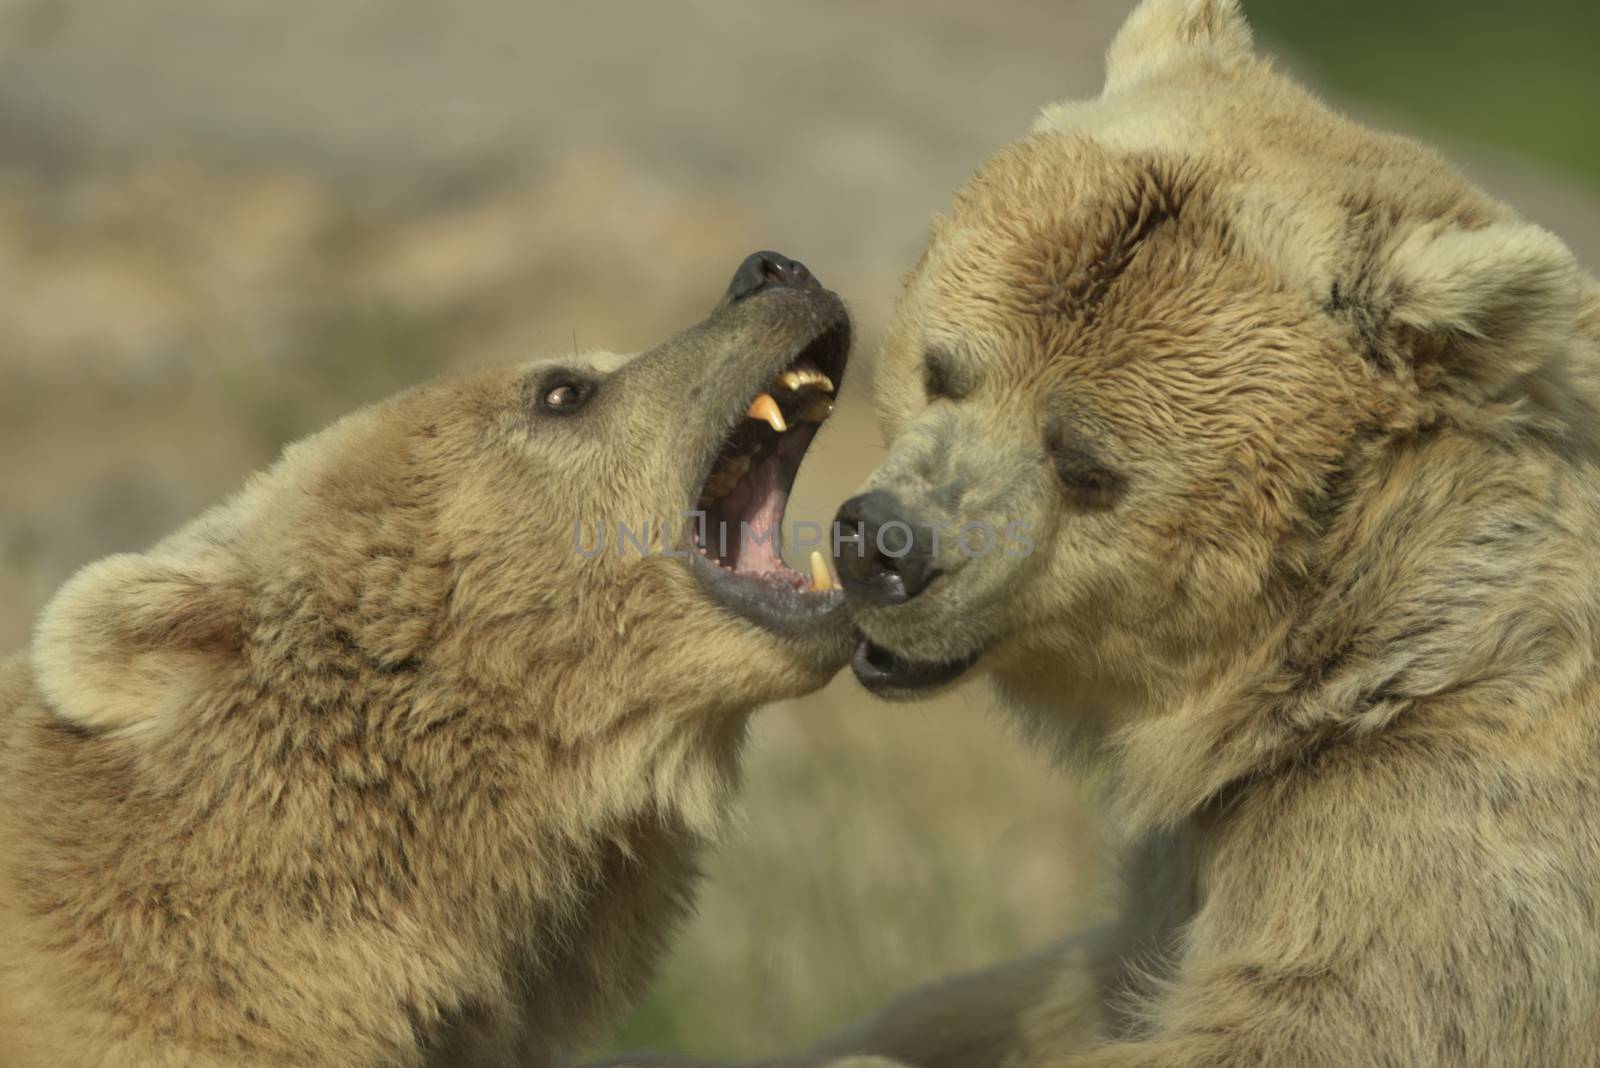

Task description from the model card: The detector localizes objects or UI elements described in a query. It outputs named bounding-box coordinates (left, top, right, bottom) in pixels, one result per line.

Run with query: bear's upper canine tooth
left=809, top=550, right=835, bottom=592
left=747, top=393, right=787, bottom=432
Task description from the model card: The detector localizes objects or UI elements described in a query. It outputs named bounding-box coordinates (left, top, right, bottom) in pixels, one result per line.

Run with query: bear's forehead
left=960, top=72, right=1501, bottom=266
left=922, top=141, right=1251, bottom=375
left=918, top=102, right=1499, bottom=390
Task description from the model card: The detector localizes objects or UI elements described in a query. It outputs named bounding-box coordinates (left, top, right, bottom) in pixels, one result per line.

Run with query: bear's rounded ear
left=1386, top=221, right=1583, bottom=398
left=1104, top=0, right=1253, bottom=94
left=31, top=553, right=245, bottom=737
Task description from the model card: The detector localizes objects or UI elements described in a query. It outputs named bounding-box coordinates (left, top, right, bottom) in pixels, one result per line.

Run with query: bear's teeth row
left=745, top=392, right=833, bottom=433
left=742, top=368, right=835, bottom=432
left=776, top=368, right=834, bottom=393
left=700, top=368, right=835, bottom=504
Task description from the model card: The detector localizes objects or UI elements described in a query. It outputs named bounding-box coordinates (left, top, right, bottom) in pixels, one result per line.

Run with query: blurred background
left=0, top=0, right=1594, bottom=1057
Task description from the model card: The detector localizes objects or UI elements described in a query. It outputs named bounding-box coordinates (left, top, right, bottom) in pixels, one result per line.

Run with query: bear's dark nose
left=725, top=250, right=818, bottom=303
left=833, top=491, right=941, bottom=606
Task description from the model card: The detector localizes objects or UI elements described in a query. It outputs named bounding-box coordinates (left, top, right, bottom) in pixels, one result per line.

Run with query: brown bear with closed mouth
left=793, top=1, right=1600, bottom=1066
left=0, top=252, right=852, bottom=1067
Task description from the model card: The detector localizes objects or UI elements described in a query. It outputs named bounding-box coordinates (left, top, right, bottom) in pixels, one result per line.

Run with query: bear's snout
left=833, top=490, right=942, bottom=605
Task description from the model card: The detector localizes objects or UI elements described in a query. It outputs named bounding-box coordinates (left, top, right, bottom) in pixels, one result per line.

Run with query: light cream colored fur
left=797, top=1, right=1600, bottom=1066
left=0, top=289, right=851, bottom=1067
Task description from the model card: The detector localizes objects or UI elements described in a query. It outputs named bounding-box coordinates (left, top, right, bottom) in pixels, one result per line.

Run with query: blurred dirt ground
left=0, top=0, right=1595, bottom=1058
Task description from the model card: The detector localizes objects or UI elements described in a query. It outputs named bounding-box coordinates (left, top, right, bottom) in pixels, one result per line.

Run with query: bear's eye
left=536, top=375, right=595, bottom=415
left=1049, top=436, right=1125, bottom=510
left=545, top=384, right=582, bottom=409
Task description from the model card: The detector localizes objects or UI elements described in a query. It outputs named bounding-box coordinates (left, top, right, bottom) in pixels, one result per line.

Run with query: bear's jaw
left=686, top=313, right=853, bottom=640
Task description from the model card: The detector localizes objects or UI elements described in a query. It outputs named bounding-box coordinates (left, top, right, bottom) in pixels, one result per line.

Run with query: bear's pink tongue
left=732, top=454, right=788, bottom=578
left=692, top=425, right=819, bottom=590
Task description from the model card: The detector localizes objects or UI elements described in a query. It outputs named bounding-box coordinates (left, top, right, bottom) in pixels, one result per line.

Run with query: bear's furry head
left=29, top=269, right=854, bottom=835
left=847, top=0, right=1599, bottom=825
left=14, top=263, right=855, bottom=1068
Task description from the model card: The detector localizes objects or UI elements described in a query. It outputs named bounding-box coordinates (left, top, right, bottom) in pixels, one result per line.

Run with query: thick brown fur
left=795, top=1, right=1600, bottom=1065
left=0, top=280, right=853, bottom=1067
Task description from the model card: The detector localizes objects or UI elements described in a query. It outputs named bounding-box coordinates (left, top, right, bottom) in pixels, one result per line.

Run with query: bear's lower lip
left=850, top=640, right=980, bottom=698
left=687, top=548, right=849, bottom=639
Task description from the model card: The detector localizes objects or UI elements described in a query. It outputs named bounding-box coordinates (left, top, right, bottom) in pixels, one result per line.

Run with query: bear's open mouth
left=687, top=316, right=849, bottom=630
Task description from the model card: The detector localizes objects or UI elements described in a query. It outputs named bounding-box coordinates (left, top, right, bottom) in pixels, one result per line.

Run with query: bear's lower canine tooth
left=747, top=393, right=787, bottom=432
left=809, top=550, right=835, bottom=592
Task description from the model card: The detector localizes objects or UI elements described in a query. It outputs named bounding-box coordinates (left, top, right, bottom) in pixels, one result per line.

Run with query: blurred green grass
left=1251, top=0, right=1600, bottom=191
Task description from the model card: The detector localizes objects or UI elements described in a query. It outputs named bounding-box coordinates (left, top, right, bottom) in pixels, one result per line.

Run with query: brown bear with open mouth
left=0, top=252, right=851, bottom=1067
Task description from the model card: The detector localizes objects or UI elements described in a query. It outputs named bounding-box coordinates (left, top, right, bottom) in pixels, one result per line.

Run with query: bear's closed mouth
left=688, top=317, right=849, bottom=623
left=851, top=640, right=980, bottom=698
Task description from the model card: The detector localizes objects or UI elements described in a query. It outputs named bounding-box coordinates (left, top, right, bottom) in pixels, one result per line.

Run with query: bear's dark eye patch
left=532, top=369, right=597, bottom=415
left=923, top=345, right=968, bottom=401
left=1047, top=427, right=1125, bottom=510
